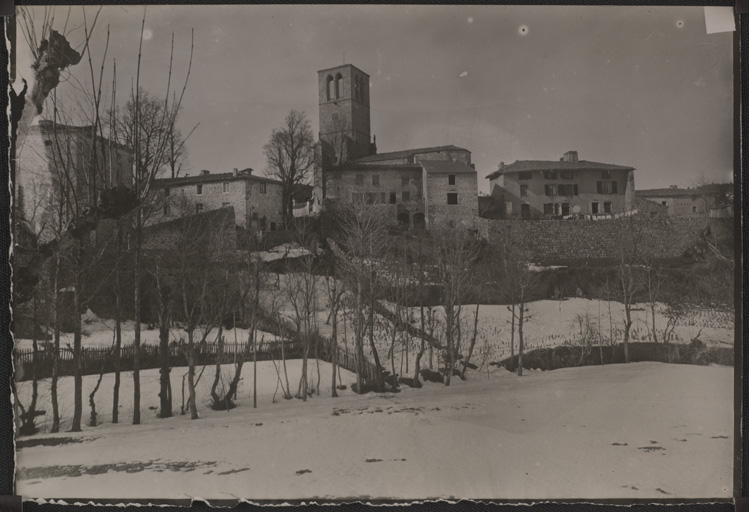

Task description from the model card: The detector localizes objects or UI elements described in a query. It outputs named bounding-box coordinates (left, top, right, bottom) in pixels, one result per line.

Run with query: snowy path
left=16, top=362, right=733, bottom=501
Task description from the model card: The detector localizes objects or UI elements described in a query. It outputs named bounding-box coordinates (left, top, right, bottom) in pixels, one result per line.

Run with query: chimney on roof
left=563, top=151, right=578, bottom=163
left=232, top=168, right=238, bottom=177
left=200, top=170, right=210, bottom=176
left=498, top=162, right=505, bottom=171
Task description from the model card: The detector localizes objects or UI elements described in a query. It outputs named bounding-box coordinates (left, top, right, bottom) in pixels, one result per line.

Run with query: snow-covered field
left=15, top=362, right=733, bottom=501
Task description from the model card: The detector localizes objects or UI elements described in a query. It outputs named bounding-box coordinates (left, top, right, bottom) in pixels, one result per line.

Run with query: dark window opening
left=44, top=140, right=52, bottom=147
left=390, top=192, right=397, bottom=204
left=520, top=185, right=528, bottom=197
left=259, top=183, right=267, bottom=194
left=521, top=204, right=530, bottom=219
left=544, top=184, right=558, bottom=196
left=601, top=170, right=612, bottom=179
left=448, top=174, right=456, bottom=185
left=543, top=170, right=558, bottom=180
left=591, top=202, right=599, bottom=214
left=401, top=176, right=409, bottom=186
left=562, top=203, right=570, bottom=216
left=604, top=202, right=612, bottom=214
left=519, top=172, right=532, bottom=180
left=662, top=201, right=667, bottom=206
left=544, top=203, right=553, bottom=215
left=270, top=222, right=276, bottom=231
left=326, top=75, right=335, bottom=101
left=365, top=192, right=376, bottom=204
left=222, top=202, right=230, bottom=208
left=561, top=170, right=574, bottom=180
left=692, top=205, right=697, bottom=213
left=164, top=187, right=170, bottom=197
left=335, top=73, right=343, bottom=99
left=196, top=184, right=203, bottom=195
left=447, top=193, right=458, bottom=205
left=223, top=182, right=229, bottom=193
left=196, top=203, right=204, bottom=213
left=402, top=191, right=411, bottom=202
left=372, top=174, right=380, bottom=186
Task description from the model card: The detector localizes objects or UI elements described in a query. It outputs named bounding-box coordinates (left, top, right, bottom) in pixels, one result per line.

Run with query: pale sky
left=15, top=5, right=734, bottom=193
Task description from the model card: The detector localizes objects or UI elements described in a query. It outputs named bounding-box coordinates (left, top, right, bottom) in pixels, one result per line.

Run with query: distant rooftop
left=153, top=169, right=282, bottom=187
left=486, top=151, right=634, bottom=180
left=420, top=160, right=476, bottom=175
left=352, top=145, right=469, bottom=164
left=637, top=184, right=731, bottom=198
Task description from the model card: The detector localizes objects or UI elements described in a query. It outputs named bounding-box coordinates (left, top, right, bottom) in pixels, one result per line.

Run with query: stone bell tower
left=317, top=63, right=372, bottom=164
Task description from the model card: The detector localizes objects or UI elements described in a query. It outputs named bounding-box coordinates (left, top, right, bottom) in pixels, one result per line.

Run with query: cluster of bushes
left=498, top=339, right=733, bottom=373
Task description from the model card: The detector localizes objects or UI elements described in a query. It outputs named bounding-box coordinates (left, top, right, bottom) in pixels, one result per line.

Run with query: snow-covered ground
left=259, top=272, right=733, bottom=377
left=15, top=362, right=733, bottom=501
left=15, top=307, right=281, bottom=351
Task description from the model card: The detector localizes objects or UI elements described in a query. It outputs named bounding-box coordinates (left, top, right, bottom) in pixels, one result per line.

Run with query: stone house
left=149, top=168, right=284, bottom=232
left=636, top=184, right=733, bottom=218
left=312, top=63, right=479, bottom=230
left=485, top=151, right=636, bottom=220
left=15, top=120, right=134, bottom=244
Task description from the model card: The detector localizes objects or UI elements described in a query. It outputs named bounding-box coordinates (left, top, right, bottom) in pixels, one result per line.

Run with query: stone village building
left=16, top=120, right=134, bottom=244
left=485, top=151, right=636, bottom=220
left=312, top=63, right=479, bottom=230
left=150, top=168, right=284, bottom=232
left=636, top=184, right=733, bottom=219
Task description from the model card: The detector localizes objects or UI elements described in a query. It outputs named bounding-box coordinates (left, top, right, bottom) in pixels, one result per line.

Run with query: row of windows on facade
left=517, top=170, right=616, bottom=181
left=354, top=174, right=459, bottom=187
left=163, top=182, right=267, bottom=197
left=164, top=202, right=278, bottom=230
left=351, top=191, right=459, bottom=205
left=519, top=181, right=618, bottom=198
left=541, top=201, right=613, bottom=216
left=326, top=73, right=368, bottom=103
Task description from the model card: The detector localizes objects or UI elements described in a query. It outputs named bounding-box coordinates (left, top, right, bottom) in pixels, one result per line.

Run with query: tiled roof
left=637, top=185, right=727, bottom=198
left=339, top=163, right=423, bottom=171
left=420, top=160, right=476, bottom=175
left=153, top=171, right=282, bottom=187
left=352, top=145, right=469, bottom=164
left=486, top=159, right=634, bottom=180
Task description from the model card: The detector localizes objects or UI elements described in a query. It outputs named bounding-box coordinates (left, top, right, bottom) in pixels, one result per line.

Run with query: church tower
left=317, top=64, right=372, bottom=164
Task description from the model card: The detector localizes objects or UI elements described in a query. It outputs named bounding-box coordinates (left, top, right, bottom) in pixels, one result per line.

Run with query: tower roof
left=317, top=63, right=370, bottom=77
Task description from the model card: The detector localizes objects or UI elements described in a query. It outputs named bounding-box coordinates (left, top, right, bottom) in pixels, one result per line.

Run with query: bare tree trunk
left=158, top=281, right=172, bottom=418
left=71, top=240, right=83, bottom=432
left=510, top=303, right=515, bottom=359
left=112, top=227, right=122, bottom=423
left=50, top=252, right=61, bottom=433
left=210, top=332, right=224, bottom=407
left=187, top=335, right=198, bottom=419
left=331, top=303, right=339, bottom=397
left=132, top=215, right=142, bottom=425
left=461, top=304, right=480, bottom=380
left=517, top=302, right=525, bottom=377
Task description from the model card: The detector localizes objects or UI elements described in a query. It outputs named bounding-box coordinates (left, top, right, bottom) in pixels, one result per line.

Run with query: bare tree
left=329, top=203, right=391, bottom=392
left=263, top=110, right=315, bottom=228
left=434, top=231, right=480, bottom=386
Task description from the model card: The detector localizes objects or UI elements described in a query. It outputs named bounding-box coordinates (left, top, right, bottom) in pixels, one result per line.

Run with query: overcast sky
left=15, top=5, right=734, bottom=193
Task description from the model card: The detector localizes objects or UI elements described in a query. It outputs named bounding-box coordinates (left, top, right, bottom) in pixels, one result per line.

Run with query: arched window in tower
left=326, top=75, right=334, bottom=101
left=335, top=73, right=343, bottom=99
left=353, top=76, right=360, bottom=101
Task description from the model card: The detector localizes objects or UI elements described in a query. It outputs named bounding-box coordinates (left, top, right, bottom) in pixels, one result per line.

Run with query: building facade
left=15, top=120, right=134, bottom=244
left=150, top=168, right=284, bottom=232
left=486, top=151, right=635, bottom=220
left=636, top=185, right=733, bottom=218
left=313, top=63, right=479, bottom=230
